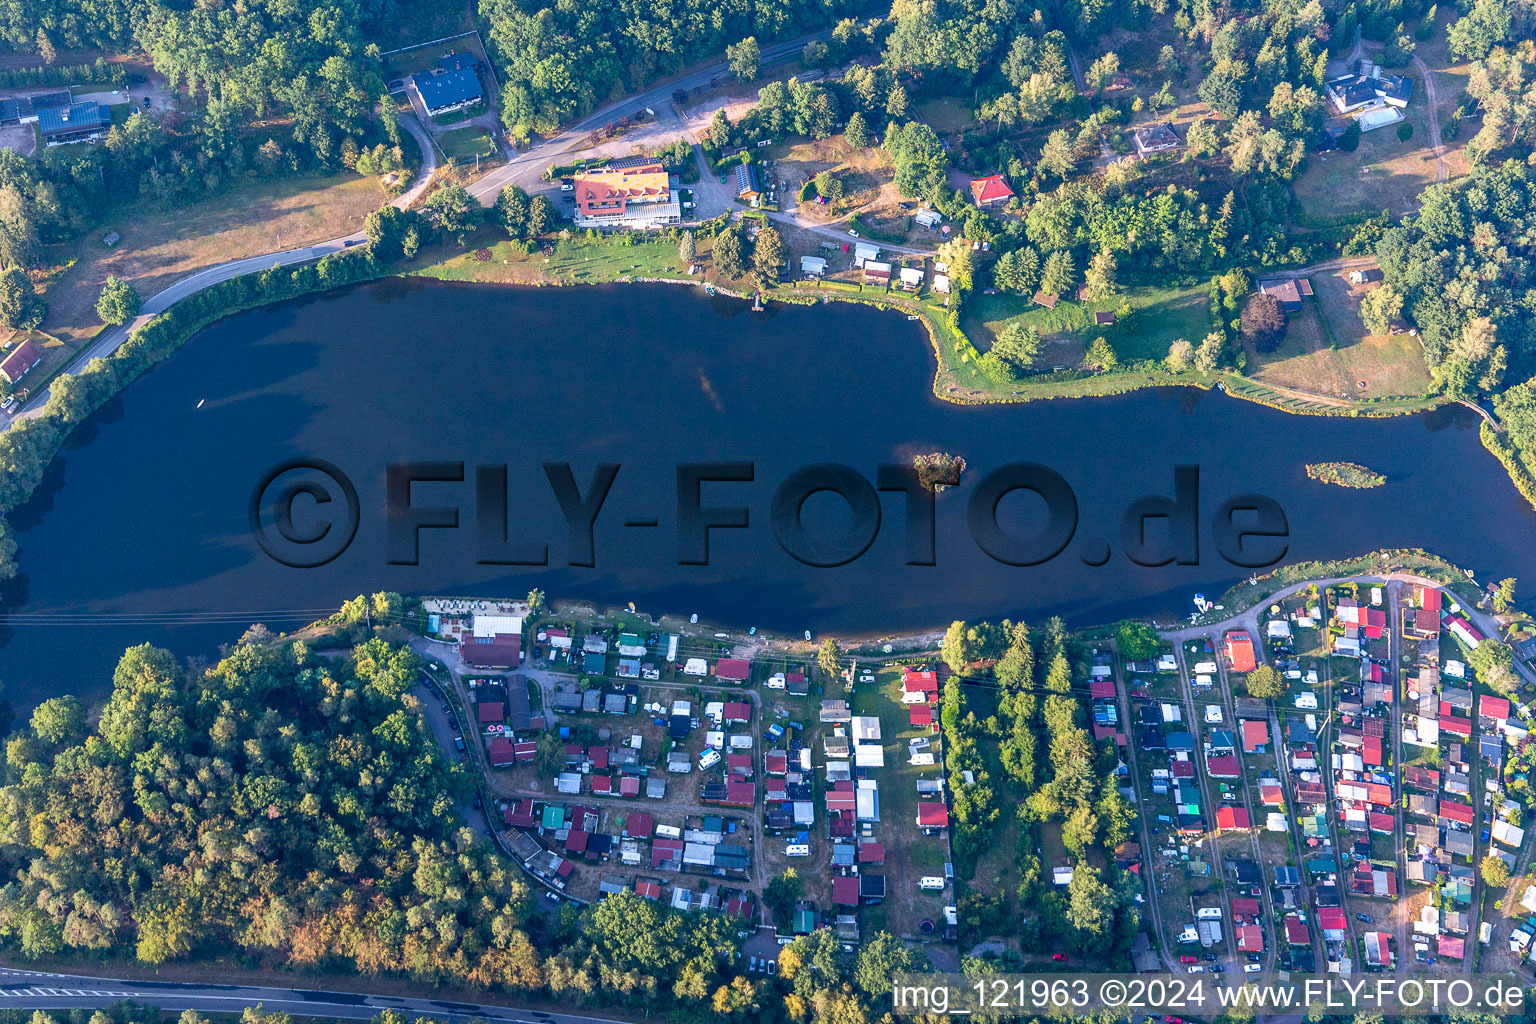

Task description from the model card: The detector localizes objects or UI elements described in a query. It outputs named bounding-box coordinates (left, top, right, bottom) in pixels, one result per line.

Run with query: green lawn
left=964, top=282, right=1212, bottom=366
left=438, top=127, right=497, bottom=163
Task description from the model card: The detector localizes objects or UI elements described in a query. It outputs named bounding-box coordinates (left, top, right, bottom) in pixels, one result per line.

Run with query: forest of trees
left=481, top=0, right=864, bottom=135
left=0, top=619, right=933, bottom=1024
left=1376, top=162, right=1536, bottom=397
left=937, top=617, right=1141, bottom=964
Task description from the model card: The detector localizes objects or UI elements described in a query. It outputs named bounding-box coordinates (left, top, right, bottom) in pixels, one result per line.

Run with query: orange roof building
left=573, top=161, right=681, bottom=229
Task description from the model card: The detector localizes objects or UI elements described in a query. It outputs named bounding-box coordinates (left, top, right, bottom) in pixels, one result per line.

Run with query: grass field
left=414, top=231, right=696, bottom=287
left=1291, top=32, right=1470, bottom=218
left=31, top=171, right=393, bottom=378
left=1244, top=270, right=1432, bottom=399
left=963, top=282, right=1212, bottom=367
left=438, top=126, right=497, bottom=164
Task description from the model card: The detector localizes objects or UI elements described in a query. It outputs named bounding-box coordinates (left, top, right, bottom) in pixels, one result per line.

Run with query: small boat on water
left=196, top=398, right=205, bottom=409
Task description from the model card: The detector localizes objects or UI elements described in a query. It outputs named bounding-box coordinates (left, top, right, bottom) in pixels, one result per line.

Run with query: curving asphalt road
left=1, top=32, right=850, bottom=432
left=0, top=113, right=441, bottom=429
left=0, top=967, right=626, bottom=1024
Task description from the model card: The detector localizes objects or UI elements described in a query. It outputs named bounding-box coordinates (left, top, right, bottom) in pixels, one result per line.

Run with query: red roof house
left=1480, top=695, right=1511, bottom=723
left=1231, top=897, right=1261, bottom=921
left=1438, top=935, right=1466, bottom=959
left=722, top=701, right=752, bottom=722
left=1439, top=800, right=1474, bottom=825
left=1318, top=907, right=1347, bottom=932
left=1368, top=811, right=1395, bottom=833
left=765, top=751, right=788, bottom=775
left=1225, top=631, right=1257, bottom=673
left=1363, top=736, right=1383, bottom=766
left=1207, top=755, right=1241, bottom=778
left=478, top=701, right=505, bottom=723
left=1215, top=806, right=1251, bottom=830
left=1237, top=924, right=1264, bottom=952
left=858, top=841, right=885, bottom=864
left=619, top=775, right=641, bottom=797
left=565, top=829, right=589, bottom=854
left=969, top=174, right=1015, bottom=207
left=833, top=876, right=860, bottom=906
left=715, top=658, right=751, bottom=682
left=910, top=704, right=934, bottom=729
left=917, top=802, right=950, bottom=829
left=1241, top=720, right=1269, bottom=752
left=1285, top=916, right=1310, bottom=946
left=626, top=812, right=654, bottom=837
left=1260, top=780, right=1283, bottom=805
left=1090, top=679, right=1116, bottom=699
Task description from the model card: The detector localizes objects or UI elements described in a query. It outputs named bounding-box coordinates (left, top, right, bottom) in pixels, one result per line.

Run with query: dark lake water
left=4, top=278, right=1534, bottom=708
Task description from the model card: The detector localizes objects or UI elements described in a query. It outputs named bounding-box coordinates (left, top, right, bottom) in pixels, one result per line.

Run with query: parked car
left=545, top=891, right=560, bottom=903
left=1357, top=913, right=1373, bottom=923
left=1203, top=953, right=1217, bottom=961
left=1186, top=966, right=1204, bottom=974
left=1210, top=964, right=1225, bottom=973
left=749, top=956, right=759, bottom=972
left=454, top=737, right=465, bottom=751
left=1179, top=956, right=1196, bottom=963
left=847, top=229, right=859, bottom=237
left=1244, top=963, right=1262, bottom=973
left=767, top=959, right=777, bottom=975
left=1052, top=953, right=1068, bottom=961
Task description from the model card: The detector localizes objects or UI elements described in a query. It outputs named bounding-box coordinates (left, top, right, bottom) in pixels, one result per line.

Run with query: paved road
left=0, top=112, right=441, bottom=430
left=0, top=967, right=624, bottom=1024
left=0, top=34, right=847, bottom=434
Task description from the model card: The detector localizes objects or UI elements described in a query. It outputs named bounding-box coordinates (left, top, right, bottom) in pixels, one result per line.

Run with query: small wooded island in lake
left=1306, top=461, right=1387, bottom=488
left=914, top=452, right=966, bottom=491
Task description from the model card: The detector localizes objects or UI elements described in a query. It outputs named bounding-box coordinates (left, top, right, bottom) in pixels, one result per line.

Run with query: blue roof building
left=411, top=65, right=482, bottom=116
left=38, top=101, right=112, bottom=145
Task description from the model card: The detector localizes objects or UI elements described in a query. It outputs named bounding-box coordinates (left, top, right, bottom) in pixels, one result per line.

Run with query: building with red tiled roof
left=765, top=750, right=788, bottom=775
left=858, top=841, right=885, bottom=864
left=1480, top=694, right=1511, bottom=723
left=488, top=736, right=517, bottom=766
left=1368, top=811, right=1394, bottom=833
left=1171, top=759, right=1196, bottom=779
left=969, top=174, right=1015, bottom=208
left=716, top=659, right=751, bottom=683
left=634, top=879, right=662, bottom=899
left=626, top=812, right=654, bottom=837
left=1090, top=679, right=1116, bottom=698
left=722, top=700, right=752, bottom=721
left=1207, top=755, right=1241, bottom=778
left=1259, top=780, right=1283, bottom=805
left=566, top=829, right=589, bottom=854
left=1285, top=916, right=1310, bottom=946
left=572, top=162, right=681, bottom=229
left=1438, top=935, right=1465, bottom=959
left=903, top=669, right=939, bottom=703
left=462, top=633, right=521, bottom=668
left=591, top=776, right=611, bottom=795
left=910, top=704, right=934, bottom=729
left=827, top=781, right=856, bottom=811
left=917, top=802, right=949, bottom=829
left=1439, top=800, right=1474, bottom=825
left=1318, top=907, right=1346, bottom=932
left=1215, top=806, right=1251, bottom=830
left=1363, top=736, right=1383, bottom=766
left=478, top=701, right=505, bottom=723
left=619, top=775, right=641, bottom=798
left=1237, top=924, right=1264, bottom=952
left=1241, top=719, right=1269, bottom=752
left=1225, top=631, right=1257, bottom=672
left=1231, top=897, right=1261, bottom=921
left=833, top=876, right=860, bottom=906
left=0, top=338, right=41, bottom=384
